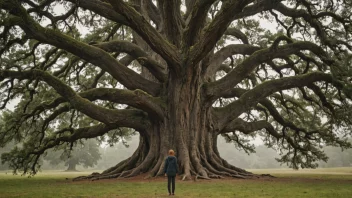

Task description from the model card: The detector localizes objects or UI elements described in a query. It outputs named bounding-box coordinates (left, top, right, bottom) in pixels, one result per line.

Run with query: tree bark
left=74, top=63, right=255, bottom=181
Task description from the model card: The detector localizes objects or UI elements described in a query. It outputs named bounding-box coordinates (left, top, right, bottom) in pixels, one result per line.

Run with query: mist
left=2, top=135, right=350, bottom=172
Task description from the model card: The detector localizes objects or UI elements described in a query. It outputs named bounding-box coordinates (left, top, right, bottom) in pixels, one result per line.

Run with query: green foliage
left=0, top=141, right=14, bottom=170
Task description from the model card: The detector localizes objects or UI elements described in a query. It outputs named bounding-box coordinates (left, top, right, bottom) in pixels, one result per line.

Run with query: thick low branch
left=224, top=27, right=249, bottom=44
left=227, top=87, right=328, bottom=134
left=215, top=72, right=343, bottom=129
left=221, top=118, right=281, bottom=139
left=55, top=124, right=117, bottom=143
left=206, top=41, right=332, bottom=98
left=0, top=70, right=150, bottom=129
left=215, top=88, right=308, bottom=135
left=79, top=88, right=165, bottom=118
left=17, top=88, right=164, bottom=129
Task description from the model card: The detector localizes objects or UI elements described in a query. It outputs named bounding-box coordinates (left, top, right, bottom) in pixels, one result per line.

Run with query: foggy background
left=1, top=135, right=351, bottom=172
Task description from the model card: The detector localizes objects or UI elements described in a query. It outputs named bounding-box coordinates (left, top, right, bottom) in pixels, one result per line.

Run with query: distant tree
left=44, top=139, right=101, bottom=171
left=218, top=137, right=284, bottom=169
left=0, top=141, right=14, bottom=170
left=98, top=135, right=139, bottom=170
left=251, top=145, right=282, bottom=169
left=319, top=139, right=352, bottom=167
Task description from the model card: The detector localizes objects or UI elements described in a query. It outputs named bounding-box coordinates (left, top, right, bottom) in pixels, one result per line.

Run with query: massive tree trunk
left=74, top=63, right=253, bottom=181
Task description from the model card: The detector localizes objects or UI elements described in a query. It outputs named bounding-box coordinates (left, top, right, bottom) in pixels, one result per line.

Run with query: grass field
left=0, top=167, right=351, bottom=198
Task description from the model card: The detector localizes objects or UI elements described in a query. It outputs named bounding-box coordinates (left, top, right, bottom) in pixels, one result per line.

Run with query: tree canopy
left=0, top=0, right=352, bottom=179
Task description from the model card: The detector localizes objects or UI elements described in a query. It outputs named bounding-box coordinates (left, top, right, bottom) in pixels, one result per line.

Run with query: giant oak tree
left=0, top=0, right=352, bottom=180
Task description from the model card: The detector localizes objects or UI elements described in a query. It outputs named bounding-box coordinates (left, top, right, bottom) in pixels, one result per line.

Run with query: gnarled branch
left=1, top=6, right=160, bottom=95
left=221, top=118, right=281, bottom=138
left=207, top=44, right=261, bottom=76
left=215, top=72, right=344, bottom=129
left=106, top=0, right=181, bottom=71
left=0, top=69, right=150, bottom=129
left=224, top=27, right=249, bottom=44
left=206, top=40, right=332, bottom=99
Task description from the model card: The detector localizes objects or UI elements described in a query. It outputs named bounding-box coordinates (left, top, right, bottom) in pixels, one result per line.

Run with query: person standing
left=164, top=149, right=178, bottom=196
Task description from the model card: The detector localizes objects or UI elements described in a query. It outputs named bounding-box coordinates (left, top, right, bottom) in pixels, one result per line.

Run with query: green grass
left=0, top=168, right=351, bottom=198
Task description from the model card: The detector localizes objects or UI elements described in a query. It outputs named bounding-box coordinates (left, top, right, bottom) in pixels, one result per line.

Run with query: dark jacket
left=164, top=156, right=179, bottom=176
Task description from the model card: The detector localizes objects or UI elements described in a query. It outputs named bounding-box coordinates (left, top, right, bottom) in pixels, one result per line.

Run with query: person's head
left=168, top=149, right=175, bottom=156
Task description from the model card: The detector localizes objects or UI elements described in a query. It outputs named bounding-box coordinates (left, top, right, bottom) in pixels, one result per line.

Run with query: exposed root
left=72, top=151, right=270, bottom=182
left=72, top=133, right=274, bottom=182
left=72, top=172, right=99, bottom=181
left=208, top=174, right=224, bottom=179
left=91, top=173, right=121, bottom=181
left=101, top=158, right=130, bottom=175
left=119, top=169, right=133, bottom=178
left=195, top=174, right=211, bottom=181
left=261, top=174, right=276, bottom=178
left=181, top=174, right=192, bottom=181
left=190, top=170, right=206, bottom=181
left=149, top=156, right=164, bottom=177
left=72, top=161, right=272, bottom=182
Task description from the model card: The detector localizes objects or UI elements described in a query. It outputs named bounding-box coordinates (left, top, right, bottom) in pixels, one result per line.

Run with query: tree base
left=72, top=156, right=273, bottom=182
left=72, top=171, right=274, bottom=182
left=72, top=134, right=275, bottom=182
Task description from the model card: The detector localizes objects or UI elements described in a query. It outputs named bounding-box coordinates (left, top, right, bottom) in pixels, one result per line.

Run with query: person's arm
left=164, top=158, right=168, bottom=174
left=175, top=158, right=179, bottom=174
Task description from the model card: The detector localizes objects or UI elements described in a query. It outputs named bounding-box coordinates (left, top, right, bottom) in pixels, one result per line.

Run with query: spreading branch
left=221, top=118, right=281, bottom=138
left=224, top=27, right=249, bottom=44
left=207, top=44, right=261, bottom=76
left=0, top=69, right=150, bottom=129
left=0, top=2, right=161, bottom=95
left=206, top=40, right=333, bottom=99
left=215, top=72, right=344, bottom=129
